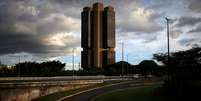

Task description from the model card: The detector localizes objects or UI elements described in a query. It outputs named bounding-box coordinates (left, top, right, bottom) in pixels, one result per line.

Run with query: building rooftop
left=83, top=6, right=92, bottom=11
left=93, top=2, right=104, bottom=10
left=93, top=2, right=104, bottom=6
left=104, top=6, right=114, bottom=11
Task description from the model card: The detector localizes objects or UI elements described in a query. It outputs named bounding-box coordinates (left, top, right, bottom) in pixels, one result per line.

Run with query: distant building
left=81, top=2, right=115, bottom=69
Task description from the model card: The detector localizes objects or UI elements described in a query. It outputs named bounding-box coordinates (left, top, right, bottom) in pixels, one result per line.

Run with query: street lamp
left=126, top=55, right=129, bottom=75
left=166, top=17, right=170, bottom=63
left=72, top=48, right=75, bottom=76
left=10, top=55, right=28, bottom=77
left=166, top=17, right=170, bottom=80
left=121, top=42, right=124, bottom=77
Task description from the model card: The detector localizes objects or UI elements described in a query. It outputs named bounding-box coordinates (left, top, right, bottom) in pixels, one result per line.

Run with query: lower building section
left=82, top=48, right=115, bottom=69
left=102, top=48, right=115, bottom=67
left=81, top=50, right=92, bottom=69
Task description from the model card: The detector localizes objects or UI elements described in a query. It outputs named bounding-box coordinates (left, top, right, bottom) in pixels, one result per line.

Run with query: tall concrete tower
left=81, top=2, right=115, bottom=69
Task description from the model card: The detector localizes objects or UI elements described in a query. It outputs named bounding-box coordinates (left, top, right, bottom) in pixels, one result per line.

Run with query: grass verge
left=93, top=84, right=179, bottom=101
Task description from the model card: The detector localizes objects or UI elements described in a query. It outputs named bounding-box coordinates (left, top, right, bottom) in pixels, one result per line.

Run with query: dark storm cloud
left=0, top=0, right=80, bottom=56
left=189, top=0, right=201, bottom=13
left=117, top=8, right=163, bottom=33
left=0, top=0, right=201, bottom=66
left=117, top=31, right=158, bottom=44
left=178, top=38, right=201, bottom=47
left=138, top=32, right=158, bottom=43
left=48, top=0, right=104, bottom=19
left=53, top=0, right=161, bottom=33
left=37, top=0, right=81, bottom=18
left=141, top=36, right=157, bottom=43
left=0, top=32, right=80, bottom=56
left=189, top=25, right=201, bottom=33
left=175, top=17, right=201, bottom=27
left=178, top=38, right=196, bottom=46
left=0, top=0, right=147, bottom=56
left=0, top=34, right=49, bottom=55
left=145, top=0, right=173, bottom=9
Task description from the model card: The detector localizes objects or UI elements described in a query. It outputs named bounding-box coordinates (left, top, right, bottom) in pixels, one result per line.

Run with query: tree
left=137, top=60, right=158, bottom=76
left=40, top=61, right=65, bottom=76
left=14, top=61, right=65, bottom=77
left=104, top=61, right=133, bottom=76
left=153, top=47, right=201, bottom=96
left=15, top=62, right=39, bottom=76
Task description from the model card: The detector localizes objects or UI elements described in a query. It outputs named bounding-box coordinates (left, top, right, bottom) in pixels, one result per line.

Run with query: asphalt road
left=59, top=80, right=158, bottom=101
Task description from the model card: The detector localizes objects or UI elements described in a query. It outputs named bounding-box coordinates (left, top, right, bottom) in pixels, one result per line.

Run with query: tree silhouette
left=154, top=47, right=201, bottom=96
left=13, top=61, right=65, bottom=77
left=104, top=61, right=133, bottom=76
left=138, top=60, right=157, bottom=76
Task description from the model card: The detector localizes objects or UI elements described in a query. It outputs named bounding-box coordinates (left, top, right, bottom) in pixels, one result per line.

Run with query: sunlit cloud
left=0, top=0, right=200, bottom=67
left=44, top=32, right=75, bottom=47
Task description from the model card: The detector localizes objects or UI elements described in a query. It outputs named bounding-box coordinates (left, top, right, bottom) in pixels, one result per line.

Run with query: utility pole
left=9, top=55, right=25, bottom=77
left=166, top=17, right=170, bottom=63
left=78, top=62, right=81, bottom=70
left=127, top=55, right=128, bottom=75
left=166, top=17, right=170, bottom=80
left=72, top=48, right=75, bottom=76
left=121, top=42, right=124, bottom=77
left=18, top=56, right=21, bottom=77
left=0, top=56, right=2, bottom=65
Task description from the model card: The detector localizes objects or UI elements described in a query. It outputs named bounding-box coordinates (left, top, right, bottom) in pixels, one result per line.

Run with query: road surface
left=59, top=80, right=159, bottom=101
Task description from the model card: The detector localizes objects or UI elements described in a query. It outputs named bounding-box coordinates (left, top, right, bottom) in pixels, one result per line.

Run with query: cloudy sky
left=0, top=0, right=200, bottom=69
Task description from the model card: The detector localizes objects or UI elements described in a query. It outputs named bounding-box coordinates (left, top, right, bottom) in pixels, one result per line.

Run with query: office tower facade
left=81, top=2, right=115, bottom=69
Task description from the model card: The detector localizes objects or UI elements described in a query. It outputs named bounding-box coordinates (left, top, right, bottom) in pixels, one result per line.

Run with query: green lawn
left=93, top=84, right=177, bottom=101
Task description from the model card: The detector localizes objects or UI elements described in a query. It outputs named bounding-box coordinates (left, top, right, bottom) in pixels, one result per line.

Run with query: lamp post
left=10, top=55, right=27, bottom=77
left=72, top=48, right=75, bottom=76
left=9, top=55, right=21, bottom=76
left=127, top=55, right=128, bottom=75
left=121, top=42, right=124, bottom=77
left=166, top=17, right=170, bottom=63
left=166, top=17, right=170, bottom=80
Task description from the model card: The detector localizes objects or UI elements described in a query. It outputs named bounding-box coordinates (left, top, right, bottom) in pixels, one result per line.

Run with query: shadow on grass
left=93, top=84, right=183, bottom=101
